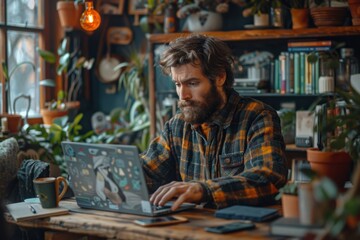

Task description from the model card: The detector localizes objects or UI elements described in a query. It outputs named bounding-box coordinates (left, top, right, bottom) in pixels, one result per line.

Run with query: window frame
left=0, top=1, right=59, bottom=122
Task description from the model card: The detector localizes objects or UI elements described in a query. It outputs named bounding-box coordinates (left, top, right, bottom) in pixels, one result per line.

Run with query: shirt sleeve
left=140, top=123, right=181, bottom=194
left=199, top=108, right=288, bottom=209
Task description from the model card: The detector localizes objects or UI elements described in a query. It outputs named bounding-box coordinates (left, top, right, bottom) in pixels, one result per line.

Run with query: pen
left=28, top=204, right=37, bottom=214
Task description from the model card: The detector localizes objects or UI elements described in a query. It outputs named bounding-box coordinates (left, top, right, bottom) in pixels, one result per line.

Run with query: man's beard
left=178, top=85, right=222, bottom=124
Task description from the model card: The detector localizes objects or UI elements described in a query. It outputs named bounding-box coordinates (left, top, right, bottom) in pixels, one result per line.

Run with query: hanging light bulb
left=80, top=1, right=101, bottom=32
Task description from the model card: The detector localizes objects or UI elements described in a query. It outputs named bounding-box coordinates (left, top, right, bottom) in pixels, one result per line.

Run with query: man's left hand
left=149, top=181, right=204, bottom=211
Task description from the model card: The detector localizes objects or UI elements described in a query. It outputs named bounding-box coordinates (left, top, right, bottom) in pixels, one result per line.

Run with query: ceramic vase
left=187, top=11, right=223, bottom=32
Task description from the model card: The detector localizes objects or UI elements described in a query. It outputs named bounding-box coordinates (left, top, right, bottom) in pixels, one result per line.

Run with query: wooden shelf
left=147, top=26, right=360, bottom=44
left=147, top=26, right=360, bottom=138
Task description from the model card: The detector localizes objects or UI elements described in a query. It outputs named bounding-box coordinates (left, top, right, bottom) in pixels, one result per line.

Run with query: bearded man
left=140, top=34, right=287, bottom=210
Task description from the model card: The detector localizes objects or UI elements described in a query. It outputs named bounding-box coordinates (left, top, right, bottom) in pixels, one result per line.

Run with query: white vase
left=187, top=11, right=223, bottom=32
left=254, top=13, right=269, bottom=27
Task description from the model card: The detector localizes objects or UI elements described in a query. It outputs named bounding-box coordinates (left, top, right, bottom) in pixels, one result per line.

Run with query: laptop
left=61, top=141, right=196, bottom=216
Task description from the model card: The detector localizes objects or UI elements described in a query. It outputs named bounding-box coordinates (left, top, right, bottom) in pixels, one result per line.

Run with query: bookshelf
left=146, top=26, right=360, bottom=138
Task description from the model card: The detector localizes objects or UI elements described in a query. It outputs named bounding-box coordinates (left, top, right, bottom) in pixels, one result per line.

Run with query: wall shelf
left=147, top=26, right=360, bottom=138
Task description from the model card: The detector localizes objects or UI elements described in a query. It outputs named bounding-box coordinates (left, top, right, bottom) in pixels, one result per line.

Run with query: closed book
left=288, top=40, right=332, bottom=47
left=279, top=53, right=286, bottom=94
left=214, top=205, right=280, bottom=222
left=288, top=46, right=331, bottom=52
left=300, top=52, right=306, bottom=94
left=270, top=217, right=324, bottom=237
left=294, top=52, right=300, bottom=94
left=6, top=202, right=69, bottom=222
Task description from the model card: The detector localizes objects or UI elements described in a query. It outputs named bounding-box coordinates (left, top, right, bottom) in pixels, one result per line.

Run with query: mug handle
left=55, top=176, right=68, bottom=206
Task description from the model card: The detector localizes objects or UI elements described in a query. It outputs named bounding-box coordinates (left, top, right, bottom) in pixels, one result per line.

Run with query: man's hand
left=150, top=181, right=204, bottom=211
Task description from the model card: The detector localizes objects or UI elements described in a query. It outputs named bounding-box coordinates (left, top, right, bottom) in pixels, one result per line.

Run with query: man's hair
left=159, top=34, right=234, bottom=94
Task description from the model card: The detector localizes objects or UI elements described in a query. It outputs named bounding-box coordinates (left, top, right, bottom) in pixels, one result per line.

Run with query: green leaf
left=37, top=48, right=57, bottom=64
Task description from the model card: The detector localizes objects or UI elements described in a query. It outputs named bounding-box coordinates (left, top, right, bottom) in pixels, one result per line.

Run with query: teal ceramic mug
left=33, top=177, right=68, bottom=208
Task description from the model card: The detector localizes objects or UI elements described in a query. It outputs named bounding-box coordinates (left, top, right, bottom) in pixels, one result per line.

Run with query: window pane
left=6, top=0, right=43, bottom=28
left=7, top=30, right=40, bottom=117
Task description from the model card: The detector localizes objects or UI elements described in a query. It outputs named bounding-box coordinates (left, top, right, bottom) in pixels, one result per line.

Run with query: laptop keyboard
left=152, top=204, right=171, bottom=211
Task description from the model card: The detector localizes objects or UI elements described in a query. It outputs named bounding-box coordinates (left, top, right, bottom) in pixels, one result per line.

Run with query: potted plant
left=283, top=0, right=310, bottom=29
left=57, top=0, right=85, bottom=29
left=1, top=61, right=35, bottom=133
left=348, top=0, right=360, bottom=25
left=16, top=113, right=94, bottom=177
left=310, top=0, right=349, bottom=27
left=242, top=0, right=281, bottom=26
left=301, top=116, right=360, bottom=239
left=111, top=49, right=152, bottom=152
left=37, top=36, right=94, bottom=125
left=275, top=181, right=300, bottom=218
left=176, top=0, right=243, bottom=32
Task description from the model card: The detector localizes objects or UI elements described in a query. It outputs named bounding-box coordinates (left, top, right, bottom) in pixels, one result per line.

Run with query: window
left=0, top=0, right=44, bottom=118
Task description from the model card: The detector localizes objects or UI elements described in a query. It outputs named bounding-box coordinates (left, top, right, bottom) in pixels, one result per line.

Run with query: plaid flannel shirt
left=140, top=90, right=288, bottom=209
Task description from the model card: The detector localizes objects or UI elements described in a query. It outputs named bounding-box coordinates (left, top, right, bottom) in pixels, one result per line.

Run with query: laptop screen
left=62, top=142, right=153, bottom=215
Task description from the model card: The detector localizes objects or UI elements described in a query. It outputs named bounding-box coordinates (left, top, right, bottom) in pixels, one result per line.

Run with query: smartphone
left=133, top=216, right=188, bottom=227
left=204, top=221, right=255, bottom=234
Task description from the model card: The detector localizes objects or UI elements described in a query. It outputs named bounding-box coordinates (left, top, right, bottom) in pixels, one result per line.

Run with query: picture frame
left=128, top=0, right=148, bottom=15
left=97, top=0, right=125, bottom=15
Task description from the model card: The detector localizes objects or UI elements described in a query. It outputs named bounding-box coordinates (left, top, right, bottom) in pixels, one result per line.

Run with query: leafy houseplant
left=16, top=113, right=94, bottom=177
left=38, top=36, right=93, bottom=124
left=305, top=86, right=360, bottom=238
left=111, top=50, right=152, bottom=152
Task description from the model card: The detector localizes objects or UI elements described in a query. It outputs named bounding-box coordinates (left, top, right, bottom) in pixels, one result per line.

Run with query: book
left=214, top=205, right=280, bottom=222
left=288, top=40, right=332, bottom=47
left=270, top=217, right=324, bottom=237
left=6, top=202, right=69, bottom=222
left=288, top=46, right=331, bottom=52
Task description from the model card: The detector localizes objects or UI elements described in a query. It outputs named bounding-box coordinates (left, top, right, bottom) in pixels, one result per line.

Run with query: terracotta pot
left=291, top=8, right=309, bottom=29
left=0, top=113, right=22, bottom=133
left=348, top=0, right=360, bottom=25
left=281, top=194, right=299, bottom=218
left=40, top=109, right=68, bottom=125
left=57, top=1, right=84, bottom=29
left=306, top=148, right=352, bottom=189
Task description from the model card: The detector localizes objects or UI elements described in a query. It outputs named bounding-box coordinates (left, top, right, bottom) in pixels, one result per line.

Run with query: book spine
left=305, top=53, right=313, bottom=94
left=279, top=53, right=286, bottom=94
left=285, top=52, right=290, bottom=93
left=288, top=40, right=332, bottom=47
left=289, top=53, right=294, bottom=93
left=288, top=46, right=331, bottom=52
left=275, top=58, right=280, bottom=93
left=269, top=60, right=275, bottom=93
left=300, top=52, right=305, bottom=94
left=294, top=52, right=300, bottom=94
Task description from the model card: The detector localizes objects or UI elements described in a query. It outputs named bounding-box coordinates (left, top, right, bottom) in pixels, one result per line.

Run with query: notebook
left=6, top=202, right=69, bottom=222
left=61, top=141, right=195, bottom=216
left=214, top=205, right=280, bottom=222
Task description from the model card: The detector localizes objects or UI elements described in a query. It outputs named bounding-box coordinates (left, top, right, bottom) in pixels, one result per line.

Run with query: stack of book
left=272, top=40, right=335, bottom=94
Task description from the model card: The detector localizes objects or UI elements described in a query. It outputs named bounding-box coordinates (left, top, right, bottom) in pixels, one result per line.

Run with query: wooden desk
left=5, top=199, right=280, bottom=240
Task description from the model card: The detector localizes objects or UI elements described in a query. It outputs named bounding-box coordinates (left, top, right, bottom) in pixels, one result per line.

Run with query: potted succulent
left=37, top=36, right=94, bottom=125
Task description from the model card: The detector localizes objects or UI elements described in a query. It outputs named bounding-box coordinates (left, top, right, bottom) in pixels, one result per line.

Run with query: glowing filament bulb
left=80, top=1, right=101, bottom=31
